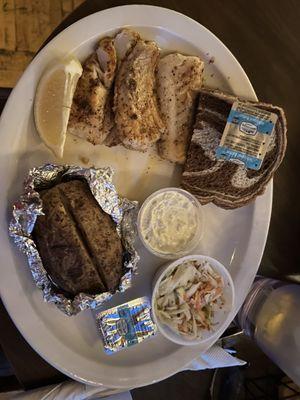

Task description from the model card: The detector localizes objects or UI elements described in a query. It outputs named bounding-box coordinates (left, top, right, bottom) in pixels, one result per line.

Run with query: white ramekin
left=137, top=187, right=204, bottom=259
left=152, top=254, right=235, bottom=346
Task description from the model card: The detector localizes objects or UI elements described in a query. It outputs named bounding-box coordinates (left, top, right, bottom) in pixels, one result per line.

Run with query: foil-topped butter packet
left=216, top=101, right=278, bottom=170
left=94, top=297, right=157, bottom=354
left=9, top=164, right=139, bottom=316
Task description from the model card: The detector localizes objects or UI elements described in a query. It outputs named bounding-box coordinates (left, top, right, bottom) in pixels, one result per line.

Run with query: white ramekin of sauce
left=137, top=188, right=203, bottom=258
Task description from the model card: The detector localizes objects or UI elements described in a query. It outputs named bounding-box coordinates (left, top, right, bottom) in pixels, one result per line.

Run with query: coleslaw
left=154, top=259, right=224, bottom=339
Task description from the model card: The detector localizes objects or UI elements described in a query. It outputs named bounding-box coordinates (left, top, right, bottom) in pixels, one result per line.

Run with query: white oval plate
left=0, top=5, right=272, bottom=389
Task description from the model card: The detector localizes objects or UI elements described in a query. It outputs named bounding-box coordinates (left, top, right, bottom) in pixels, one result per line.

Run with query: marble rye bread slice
left=33, top=180, right=123, bottom=296
left=181, top=89, right=287, bottom=209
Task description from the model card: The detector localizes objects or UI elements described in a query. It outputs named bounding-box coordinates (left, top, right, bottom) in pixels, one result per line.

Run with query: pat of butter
left=216, top=101, right=278, bottom=170
left=94, top=297, right=157, bottom=354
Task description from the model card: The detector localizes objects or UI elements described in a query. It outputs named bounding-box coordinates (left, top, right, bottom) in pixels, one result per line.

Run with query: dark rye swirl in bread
left=181, top=89, right=287, bottom=209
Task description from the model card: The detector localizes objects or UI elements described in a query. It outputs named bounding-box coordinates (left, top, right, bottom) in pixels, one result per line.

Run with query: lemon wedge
left=34, top=58, right=83, bottom=158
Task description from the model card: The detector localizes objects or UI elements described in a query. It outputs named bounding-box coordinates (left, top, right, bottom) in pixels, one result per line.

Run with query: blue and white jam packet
left=216, top=101, right=278, bottom=170
left=94, top=297, right=157, bottom=354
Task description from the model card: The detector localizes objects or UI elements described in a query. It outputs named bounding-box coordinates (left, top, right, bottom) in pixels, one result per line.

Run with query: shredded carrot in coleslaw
left=154, top=260, right=224, bottom=339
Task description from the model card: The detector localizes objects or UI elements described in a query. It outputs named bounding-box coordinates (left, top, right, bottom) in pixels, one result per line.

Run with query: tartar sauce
left=139, top=189, right=200, bottom=255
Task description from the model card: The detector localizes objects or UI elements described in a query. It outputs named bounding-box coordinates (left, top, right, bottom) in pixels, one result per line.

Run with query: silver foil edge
left=9, top=163, right=139, bottom=316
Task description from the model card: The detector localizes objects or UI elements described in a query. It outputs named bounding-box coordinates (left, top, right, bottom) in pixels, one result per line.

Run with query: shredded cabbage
left=155, top=260, right=224, bottom=339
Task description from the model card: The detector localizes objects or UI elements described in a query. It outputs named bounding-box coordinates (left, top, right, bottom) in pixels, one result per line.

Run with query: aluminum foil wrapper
left=9, top=164, right=139, bottom=316
left=94, top=297, right=157, bottom=354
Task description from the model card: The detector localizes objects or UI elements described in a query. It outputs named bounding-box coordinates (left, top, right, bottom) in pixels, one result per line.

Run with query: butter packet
left=94, top=297, right=157, bottom=354
left=216, top=101, right=278, bottom=170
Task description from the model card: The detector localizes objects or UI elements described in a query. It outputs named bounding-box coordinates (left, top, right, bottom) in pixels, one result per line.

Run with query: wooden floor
left=0, top=0, right=85, bottom=88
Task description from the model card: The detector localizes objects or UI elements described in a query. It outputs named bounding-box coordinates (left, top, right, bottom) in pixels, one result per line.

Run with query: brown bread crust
left=182, top=89, right=287, bottom=209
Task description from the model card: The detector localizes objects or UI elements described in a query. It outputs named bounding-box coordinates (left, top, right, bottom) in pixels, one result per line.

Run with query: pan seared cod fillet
left=114, top=28, right=141, bottom=61
left=157, top=53, right=204, bottom=164
left=114, top=40, right=165, bottom=151
left=103, top=28, right=141, bottom=147
left=67, top=37, right=117, bottom=145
